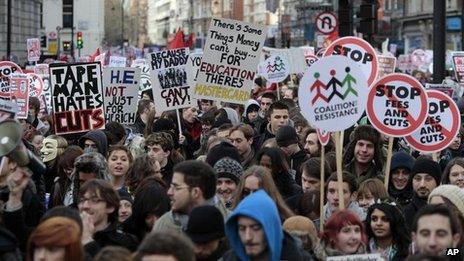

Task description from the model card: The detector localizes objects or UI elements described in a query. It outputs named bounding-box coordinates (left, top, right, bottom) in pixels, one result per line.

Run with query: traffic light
left=40, top=35, right=47, bottom=48
left=63, top=41, right=71, bottom=51
left=77, top=32, right=83, bottom=49
left=358, top=0, right=378, bottom=35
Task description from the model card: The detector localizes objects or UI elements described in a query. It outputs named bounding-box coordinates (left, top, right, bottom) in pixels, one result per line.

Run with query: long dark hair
left=365, top=198, right=410, bottom=259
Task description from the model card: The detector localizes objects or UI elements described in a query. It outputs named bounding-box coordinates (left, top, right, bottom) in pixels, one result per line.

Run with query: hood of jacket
left=225, top=190, right=283, bottom=261
left=79, top=130, right=108, bottom=156
left=223, top=107, right=240, bottom=126
left=243, top=99, right=260, bottom=116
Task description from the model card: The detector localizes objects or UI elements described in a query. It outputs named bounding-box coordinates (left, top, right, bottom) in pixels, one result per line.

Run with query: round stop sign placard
left=366, top=73, right=428, bottom=137
left=28, top=73, right=44, bottom=97
left=299, top=56, right=368, bottom=132
left=0, top=61, right=23, bottom=99
left=404, top=90, right=461, bottom=153
left=323, top=37, right=378, bottom=88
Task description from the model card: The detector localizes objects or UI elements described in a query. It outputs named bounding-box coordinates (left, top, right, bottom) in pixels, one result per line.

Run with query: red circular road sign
left=323, top=37, right=378, bottom=88
left=317, top=128, right=331, bottom=146
left=366, top=73, right=428, bottom=137
left=315, top=12, right=338, bottom=35
left=404, top=90, right=461, bottom=153
left=0, top=61, right=23, bottom=99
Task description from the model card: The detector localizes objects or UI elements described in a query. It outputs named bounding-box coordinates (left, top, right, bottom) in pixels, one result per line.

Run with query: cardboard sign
left=193, top=18, right=266, bottom=104
left=298, top=56, right=368, bottom=132
left=186, top=52, right=202, bottom=90
left=317, top=128, right=331, bottom=146
left=150, top=48, right=191, bottom=112
left=41, top=75, right=52, bottom=114
left=305, top=54, right=318, bottom=68
left=327, top=253, right=383, bottom=261
left=405, top=90, right=461, bottom=153
left=27, top=73, right=44, bottom=97
left=49, top=62, right=105, bottom=135
left=366, top=73, right=428, bottom=137
left=451, top=51, right=464, bottom=84
left=27, top=38, right=41, bottom=62
left=109, top=56, right=127, bottom=67
left=262, top=54, right=289, bottom=83
left=324, top=36, right=378, bottom=88
left=131, top=59, right=152, bottom=97
left=34, top=64, right=49, bottom=75
left=103, top=67, right=141, bottom=124
left=377, top=55, right=396, bottom=78
left=9, top=74, right=29, bottom=119
left=411, top=49, right=427, bottom=68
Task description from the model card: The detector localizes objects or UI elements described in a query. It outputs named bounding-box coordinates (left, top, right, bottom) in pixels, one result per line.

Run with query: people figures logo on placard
left=310, top=72, right=328, bottom=105
left=326, top=69, right=344, bottom=101
left=342, top=67, right=358, bottom=98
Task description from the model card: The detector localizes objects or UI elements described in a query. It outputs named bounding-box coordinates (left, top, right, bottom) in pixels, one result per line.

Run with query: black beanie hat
left=411, top=158, right=442, bottom=185
left=186, top=205, right=225, bottom=244
left=206, top=141, right=241, bottom=167
left=118, top=189, right=134, bottom=205
left=275, top=125, right=299, bottom=147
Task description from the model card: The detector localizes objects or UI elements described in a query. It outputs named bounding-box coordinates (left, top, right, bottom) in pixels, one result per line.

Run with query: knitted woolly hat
left=213, top=157, right=244, bottom=184
left=275, top=125, right=299, bottom=147
left=283, top=215, right=317, bottom=237
left=351, top=125, right=381, bottom=145
left=428, top=185, right=464, bottom=218
left=411, top=158, right=442, bottom=185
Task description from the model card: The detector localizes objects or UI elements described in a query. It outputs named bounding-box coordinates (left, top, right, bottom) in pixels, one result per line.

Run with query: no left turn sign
left=315, top=12, right=338, bottom=35
left=366, top=73, right=428, bottom=137
left=405, top=90, right=461, bottom=153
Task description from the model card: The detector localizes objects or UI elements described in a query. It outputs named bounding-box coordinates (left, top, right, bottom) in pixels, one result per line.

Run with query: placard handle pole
left=384, top=136, right=394, bottom=190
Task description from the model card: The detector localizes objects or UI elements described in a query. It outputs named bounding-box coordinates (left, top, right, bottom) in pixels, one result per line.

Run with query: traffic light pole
left=433, top=0, right=445, bottom=83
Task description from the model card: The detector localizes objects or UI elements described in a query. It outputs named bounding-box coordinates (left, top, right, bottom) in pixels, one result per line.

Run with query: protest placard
left=452, top=51, right=464, bottom=84
left=109, top=56, right=127, bottom=67
left=405, top=90, right=461, bottom=153
left=34, top=64, right=49, bottom=75
left=27, top=73, right=44, bottom=97
left=425, top=83, right=456, bottom=98
left=193, top=18, right=266, bottom=104
left=27, top=38, right=41, bottom=62
left=49, top=62, right=105, bottom=134
left=262, top=54, right=289, bottom=83
left=411, top=48, right=427, bottom=68
left=366, top=73, right=428, bottom=137
left=298, top=56, right=368, bottom=132
left=103, top=67, right=141, bottom=124
left=327, top=253, right=383, bottom=261
left=397, top=54, right=411, bottom=72
left=9, top=74, right=29, bottom=119
left=0, top=99, right=18, bottom=122
left=324, top=36, right=378, bottom=87
left=377, top=55, right=396, bottom=78
left=305, top=54, right=318, bottom=68
left=186, top=52, right=202, bottom=87
left=149, top=47, right=191, bottom=112
left=131, top=59, right=152, bottom=97
left=0, top=61, right=23, bottom=100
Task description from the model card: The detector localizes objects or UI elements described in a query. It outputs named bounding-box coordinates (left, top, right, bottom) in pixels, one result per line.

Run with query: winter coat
left=84, top=223, right=139, bottom=257
left=403, top=194, right=427, bottom=229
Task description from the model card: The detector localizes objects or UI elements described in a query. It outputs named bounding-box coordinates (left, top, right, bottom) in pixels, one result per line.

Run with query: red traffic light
left=77, top=32, right=82, bottom=37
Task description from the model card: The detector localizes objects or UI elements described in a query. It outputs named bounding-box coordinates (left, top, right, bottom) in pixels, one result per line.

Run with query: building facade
left=42, top=0, right=105, bottom=57
left=0, top=0, right=42, bottom=64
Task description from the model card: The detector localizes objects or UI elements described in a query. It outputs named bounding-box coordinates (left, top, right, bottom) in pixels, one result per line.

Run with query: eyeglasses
left=169, top=184, right=190, bottom=191
left=78, top=196, right=105, bottom=205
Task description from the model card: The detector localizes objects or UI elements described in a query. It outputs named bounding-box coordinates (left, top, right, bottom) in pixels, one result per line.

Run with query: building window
left=63, top=0, right=73, bottom=28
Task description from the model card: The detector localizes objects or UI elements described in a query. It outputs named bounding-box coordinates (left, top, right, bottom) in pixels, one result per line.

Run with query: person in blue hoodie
left=223, top=190, right=311, bottom=261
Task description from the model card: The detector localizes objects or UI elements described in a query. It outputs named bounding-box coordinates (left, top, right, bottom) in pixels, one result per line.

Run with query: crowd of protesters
left=1, top=70, right=464, bottom=261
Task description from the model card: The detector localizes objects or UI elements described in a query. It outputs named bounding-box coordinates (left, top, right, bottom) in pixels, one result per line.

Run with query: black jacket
left=0, top=226, right=21, bottom=261
left=290, top=149, right=309, bottom=185
left=403, top=194, right=427, bottom=229
left=84, top=223, right=139, bottom=257
left=222, top=232, right=313, bottom=261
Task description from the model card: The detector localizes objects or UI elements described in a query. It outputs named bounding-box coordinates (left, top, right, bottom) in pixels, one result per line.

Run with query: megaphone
left=0, top=119, right=45, bottom=172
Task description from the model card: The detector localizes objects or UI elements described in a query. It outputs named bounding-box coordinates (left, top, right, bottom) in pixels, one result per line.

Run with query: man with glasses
left=153, top=160, right=228, bottom=233
left=78, top=179, right=138, bottom=256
